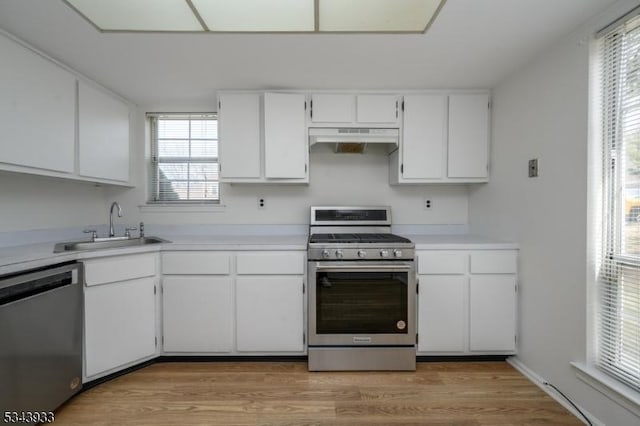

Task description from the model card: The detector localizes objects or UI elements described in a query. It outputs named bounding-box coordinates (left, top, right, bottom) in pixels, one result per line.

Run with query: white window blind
left=149, top=113, right=219, bottom=203
left=597, top=10, right=640, bottom=391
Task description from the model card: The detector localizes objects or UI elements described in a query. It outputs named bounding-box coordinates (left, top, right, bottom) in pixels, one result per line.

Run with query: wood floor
left=54, top=361, right=582, bottom=426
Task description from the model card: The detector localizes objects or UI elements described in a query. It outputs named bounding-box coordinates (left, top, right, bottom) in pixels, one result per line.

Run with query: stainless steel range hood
left=309, top=127, right=399, bottom=154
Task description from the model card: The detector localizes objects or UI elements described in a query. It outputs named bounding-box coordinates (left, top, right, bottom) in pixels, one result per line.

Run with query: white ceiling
left=0, top=0, right=618, bottom=107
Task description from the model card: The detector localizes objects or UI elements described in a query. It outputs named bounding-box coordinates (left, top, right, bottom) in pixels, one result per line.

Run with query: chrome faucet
left=109, top=202, right=122, bottom=237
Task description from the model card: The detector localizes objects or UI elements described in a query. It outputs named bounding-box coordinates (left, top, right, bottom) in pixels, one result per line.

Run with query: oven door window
left=315, top=271, right=408, bottom=334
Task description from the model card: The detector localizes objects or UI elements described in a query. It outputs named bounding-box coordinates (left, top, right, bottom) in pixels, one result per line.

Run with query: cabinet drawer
left=84, top=254, right=156, bottom=286
left=236, top=252, right=305, bottom=275
left=470, top=251, right=517, bottom=274
left=161, top=252, right=231, bottom=275
left=417, top=251, right=466, bottom=274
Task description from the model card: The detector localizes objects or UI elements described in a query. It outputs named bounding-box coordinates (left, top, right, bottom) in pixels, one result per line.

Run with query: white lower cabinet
left=417, top=249, right=517, bottom=355
left=162, top=276, right=233, bottom=353
left=160, top=250, right=306, bottom=355
left=83, top=254, right=158, bottom=380
left=236, top=276, right=304, bottom=352
left=469, top=275, right=517, bottom=351
left=418, top=275, right=467, bottom=352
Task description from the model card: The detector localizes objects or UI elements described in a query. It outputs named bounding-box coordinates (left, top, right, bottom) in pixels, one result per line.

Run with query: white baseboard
left=507, top=357, right=603, bottom=426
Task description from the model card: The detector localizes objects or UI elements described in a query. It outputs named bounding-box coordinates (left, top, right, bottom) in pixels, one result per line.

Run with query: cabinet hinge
left=395, top=101, right=398, bottom=118
left=303, top=282, right=305, bottom=293
left=304, top=101, right=307, bottom=111
left=155, top=336, right=157, bottom=347
left=303, top=333, right=306, bottom=345
left=400, top=164, right=404, bottom=174
left=218, top=100, right=221, bottom=110
left=310, top=100, right=313, bottom=119
left=416, top=333, right=419, bottom=344
left=402, top=100, right=405, bottom=111
left=416, top=282, right=419, bottom=294
left=154, top=285, right=156, bottom=295
left=305, top=164, right=307, bottom=173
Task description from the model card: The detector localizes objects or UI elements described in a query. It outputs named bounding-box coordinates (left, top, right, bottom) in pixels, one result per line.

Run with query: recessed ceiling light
left=192, top=0, right=315, bottom=32
left=319, top=0, right=444, bottom=33
left=66, top=0, right=204, bottom=32
left=64, top=0, right=446, bottom=33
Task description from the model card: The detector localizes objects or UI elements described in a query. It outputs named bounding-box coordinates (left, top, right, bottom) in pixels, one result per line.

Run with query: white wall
left=469, top=0, right=640, bottom=424
left=0, top=172, right=108, bottom=232
left=103, top=106, right=470, bottom=229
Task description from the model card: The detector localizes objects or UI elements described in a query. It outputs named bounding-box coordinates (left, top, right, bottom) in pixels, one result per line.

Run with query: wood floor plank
left=53, top=361, right=582, bottom=425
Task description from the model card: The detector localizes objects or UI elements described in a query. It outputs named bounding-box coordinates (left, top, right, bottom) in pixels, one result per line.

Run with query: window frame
left=147, top=113, right=220, bottom=205
left=594, top=7, right=640, bottom=394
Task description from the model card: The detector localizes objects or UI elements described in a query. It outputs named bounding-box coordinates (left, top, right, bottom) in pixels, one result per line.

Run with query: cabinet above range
left=217, top=89, right=490, bottom=185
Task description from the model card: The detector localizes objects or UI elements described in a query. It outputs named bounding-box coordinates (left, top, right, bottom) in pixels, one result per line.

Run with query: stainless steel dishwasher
left=0, top=262, right=83, bottom=416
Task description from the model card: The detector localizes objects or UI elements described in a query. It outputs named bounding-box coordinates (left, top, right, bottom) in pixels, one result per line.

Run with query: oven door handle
left=314, top=263, right=413, bottom=272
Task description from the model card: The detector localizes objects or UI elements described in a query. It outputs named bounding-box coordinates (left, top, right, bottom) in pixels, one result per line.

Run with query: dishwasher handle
left=0, top=262, right=81, bottom=306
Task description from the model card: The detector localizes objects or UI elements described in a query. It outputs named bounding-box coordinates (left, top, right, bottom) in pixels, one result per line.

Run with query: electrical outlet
left=528, top=159, right=539, bottom=178
left=257, top=197, right=266, bottom=209
left=424, top=198, right=432, bottom=210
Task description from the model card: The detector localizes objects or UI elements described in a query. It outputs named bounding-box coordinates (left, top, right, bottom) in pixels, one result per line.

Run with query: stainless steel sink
left=53, top=236, right=169, bottom=253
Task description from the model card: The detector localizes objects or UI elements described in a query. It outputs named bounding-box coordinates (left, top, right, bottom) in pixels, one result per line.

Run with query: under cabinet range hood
left=309, top=127, right=399, bottom=154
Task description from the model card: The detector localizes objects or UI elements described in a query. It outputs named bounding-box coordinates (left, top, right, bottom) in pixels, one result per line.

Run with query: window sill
left=571, top=362, right=640, bottom=416
left=139, top=204, right=226, bottom=213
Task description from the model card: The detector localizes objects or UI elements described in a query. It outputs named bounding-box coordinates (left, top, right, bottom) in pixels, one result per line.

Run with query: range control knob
left=393, top=249, right=403, bottom=258
left=322, top=249, right=331, bottom=259
left=335, top=249, right=344, bottom=259
left=379, top=249, right=389, bottom=258
left=357, top=250, right=367, bottom=259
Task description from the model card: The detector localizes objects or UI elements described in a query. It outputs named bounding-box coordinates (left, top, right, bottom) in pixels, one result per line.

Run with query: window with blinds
left=597, top=10, right=640, bottom=391
left=149, top=113, right=219, bottom=203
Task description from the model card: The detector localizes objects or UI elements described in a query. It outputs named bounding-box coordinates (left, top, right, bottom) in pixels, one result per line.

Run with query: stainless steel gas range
left=307, top=206, right=416, bottom=371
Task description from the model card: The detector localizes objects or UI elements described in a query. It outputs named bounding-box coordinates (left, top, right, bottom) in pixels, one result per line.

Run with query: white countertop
left=401, top=234, right=519, bottom=250
left=0, top=232, right=516, bottom=276
left=0, top=234, right=308, bottom=275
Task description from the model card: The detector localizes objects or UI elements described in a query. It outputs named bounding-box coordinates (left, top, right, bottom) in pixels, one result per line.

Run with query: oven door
left=308, top=261, right=416, bottom=346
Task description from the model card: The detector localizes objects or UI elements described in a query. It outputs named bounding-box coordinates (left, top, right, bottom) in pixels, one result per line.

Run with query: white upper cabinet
left=309, top=93, right=400, bottom=126
left=310, top=94, right=355, bottom=123
left=264, top=93, right=307, bottom=179
left=0, top=33, right=75, bottom=174
left=217, top=92, right=308, bottom=183
left=447, top=93, right=490, bottom=179
left=78, top=81, right=130, bottom=182
left=399, top=94, right=447, bottom=180
left=390, top=91, right=490, bottom=184
left=218, top=93, right=261, bottom=180
left=0, top=32, right=132, bottom=186
left=356, top=95, right=399, bottom=123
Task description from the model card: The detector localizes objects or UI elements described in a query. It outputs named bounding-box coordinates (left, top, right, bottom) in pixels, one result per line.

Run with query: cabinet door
left=0, top=34, right=75, bottom=173
left=162, top=277, right=233, bottom=352
left=402, top=95, right=446, bottom=179
left=448, top=93, right=490, bottom=178
left=84, top=277, right=156, bottom=377
left=78, top=81, right=130, bottom=182
left=469, top=275, right=516, bottom=351
left=356, top=95, right=399, bottom=123
left=218, top=93, right=261, bottom=179
left=310, top=94, right=355, bottom=123
left=418, top=276, right=467, bottom=352
left=236, top=276, right=304, bottom=352
left=264, top=93, right=307, bottom=179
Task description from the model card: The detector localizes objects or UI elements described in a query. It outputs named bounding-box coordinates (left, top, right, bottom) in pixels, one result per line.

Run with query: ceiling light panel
left=66, top=0, right=203, bottom=32
left=319, top=0, right=444, bottom=32
left=192, top=0, right=315, bottom=32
